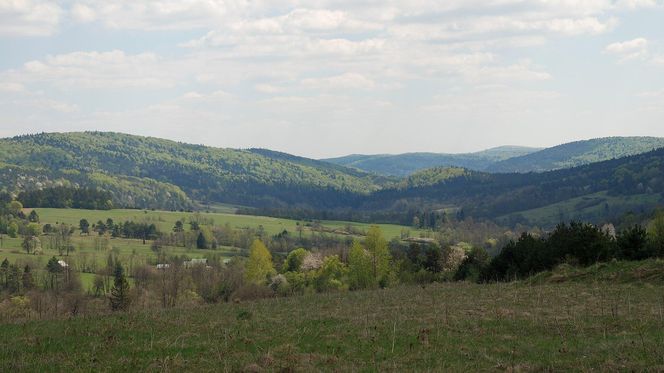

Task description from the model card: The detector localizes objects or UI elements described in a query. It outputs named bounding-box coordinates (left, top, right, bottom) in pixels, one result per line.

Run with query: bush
left=454, top=247, right=489, bottom=282
left=617, top=225, right=651, bottom=260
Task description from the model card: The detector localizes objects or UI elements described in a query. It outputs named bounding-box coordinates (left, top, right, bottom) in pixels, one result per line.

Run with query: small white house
left=156, top=263, right=171, bottom=270
left=57, top=260, right=69, bottom=268
left=184, top=258, right=208, bottom=268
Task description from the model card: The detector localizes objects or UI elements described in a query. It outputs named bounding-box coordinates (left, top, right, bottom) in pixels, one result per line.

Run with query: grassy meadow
left=1, top=210, right=664, bottom=371
left=1, top=278, right=664, bottom=371
left=497, top=191, right=661, bottom=228
left=32, top=207, right=419, bottom=240
left=0, top=208, right=423, bottom=292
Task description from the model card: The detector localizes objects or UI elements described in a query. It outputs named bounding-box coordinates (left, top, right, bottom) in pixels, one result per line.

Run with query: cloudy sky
left=1, top=0, right=664, bottom=158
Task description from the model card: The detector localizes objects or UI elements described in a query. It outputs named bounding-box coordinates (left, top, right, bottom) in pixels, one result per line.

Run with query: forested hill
left=323, top=137, right=664, bottom=176
left=487, top=137, right=664, bottom=173
left=247, top=148, right=394, bottom=182
left=359, top=147, right=664, bottom=227
left=2, top=132, right=663, bottom=228
left=322, top=146, right=539, bottom=176
left=0, top=132, right=382, bottom=210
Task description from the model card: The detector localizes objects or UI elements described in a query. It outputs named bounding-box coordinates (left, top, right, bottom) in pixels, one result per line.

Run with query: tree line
left=18, top=187, right=113, bottom=210
left=456, top=215, right=664, bottom=282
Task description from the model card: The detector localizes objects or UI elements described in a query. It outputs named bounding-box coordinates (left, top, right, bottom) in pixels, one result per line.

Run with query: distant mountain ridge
left=323, top=146, right=540, bottom=177
left=356, top=146, right=664, bottom=227
left=322, top=137, right=664, bottom=176
left=487, top=137, right=664, bottom=173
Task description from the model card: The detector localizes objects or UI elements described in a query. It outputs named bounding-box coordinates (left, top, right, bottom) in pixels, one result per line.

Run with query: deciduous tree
left=365, top=226, right=391, bottom=286
left=245, top=239, right=275, bottom=284
left=348, top=241, right=373, bottom=290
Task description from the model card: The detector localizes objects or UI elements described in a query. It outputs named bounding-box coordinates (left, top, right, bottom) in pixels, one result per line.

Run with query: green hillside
left=0, top=132, right=381, bottom=210
left=362, top=147, right=664, bottom=227
left=322, top=146, right=540, bottom=176
left=489, top=137, right=664, bottom=173
left=3, top=132, right=664, bottom=228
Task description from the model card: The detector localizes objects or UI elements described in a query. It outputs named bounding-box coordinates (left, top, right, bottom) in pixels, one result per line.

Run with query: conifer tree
left=22, top=265, right=34, bottom=290
left=7, top=265, right=21, bottom=294
left=110, top=263, right=131, bottom=311
left=196, top=231, right=208, bottom=249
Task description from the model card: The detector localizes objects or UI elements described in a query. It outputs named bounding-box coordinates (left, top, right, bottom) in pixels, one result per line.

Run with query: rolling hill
left=323, top=137, right=664, bottom=176
left=2, top=132, right=664, bottom=228
left=487, top=137, right=664, bottom=173
left=359, top=147, right=664, bottom=227
left=0, top=132, right=382, bottom=210
left=323, top=146, right=539, bottom=176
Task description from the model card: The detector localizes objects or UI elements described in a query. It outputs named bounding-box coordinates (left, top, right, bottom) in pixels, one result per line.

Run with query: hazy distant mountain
left=322, top=146, right=540, bottom=177
left=324, top=137, right=664, bottom=176
left=488, top=137, right=664, bottom=173
left=359, top=147, right=664, bottom=227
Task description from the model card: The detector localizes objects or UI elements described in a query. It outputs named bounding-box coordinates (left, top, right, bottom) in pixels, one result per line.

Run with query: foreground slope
left=2, top=280, right=663, bottom=371
left=0, top=132, right=381, bottom=209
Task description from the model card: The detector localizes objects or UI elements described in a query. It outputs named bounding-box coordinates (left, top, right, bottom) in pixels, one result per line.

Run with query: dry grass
left=2, top=281, right=664, bottom=371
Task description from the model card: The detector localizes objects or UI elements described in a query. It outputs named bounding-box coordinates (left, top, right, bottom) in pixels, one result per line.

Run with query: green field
left=32, top=208, right=420, bottom=240
left=0, top=208, right=423, bottom=290
left=1, top=278, right=663, bottom=371
left=497, top=191, right=661, bottom=228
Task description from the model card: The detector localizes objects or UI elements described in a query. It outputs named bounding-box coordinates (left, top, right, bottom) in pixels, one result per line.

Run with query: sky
left=1, top=1, right=664, bottom=158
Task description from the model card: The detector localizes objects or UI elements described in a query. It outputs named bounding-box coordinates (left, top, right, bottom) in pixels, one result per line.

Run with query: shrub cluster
left=479, top=219, right=663, bottom=282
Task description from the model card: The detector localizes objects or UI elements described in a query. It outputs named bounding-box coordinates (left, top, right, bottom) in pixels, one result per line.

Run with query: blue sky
left=1, top=0, right=664, bottom=158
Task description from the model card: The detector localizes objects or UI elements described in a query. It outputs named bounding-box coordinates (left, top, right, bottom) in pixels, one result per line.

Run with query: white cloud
left=279, top=8, right=381, bottom=33
left=255, top=84, right=284, bottom=94
left=0, top=0, right=62, bottom=36
left=301, top=73, right=376, bottom=90
left=605, top=37, right=650, bottom=62
left=391, top=16, right=617, bottom=41
left=465, top=60, right=552, bottom=82
left=651, top=55, right=664, bottom=66
left=180, top=90, right=232, bottom=101
left=71, top=0, right=237, bottom=30
left=605, top=38, right=649, bottom=54
left=0, top=94, right=78, bottom=114
left=71, top=3, right=97, bottom=23
left=2, top=0, right=664, bottom=156
left=423, top=86, right=560, bottom=114
left=0, top=82, right=26, bottom=93
left=58, top=0, right=661, bottom=34
left=10, top=50, right=184, bottom=89
left=615, top=0, right=661, bottom=9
